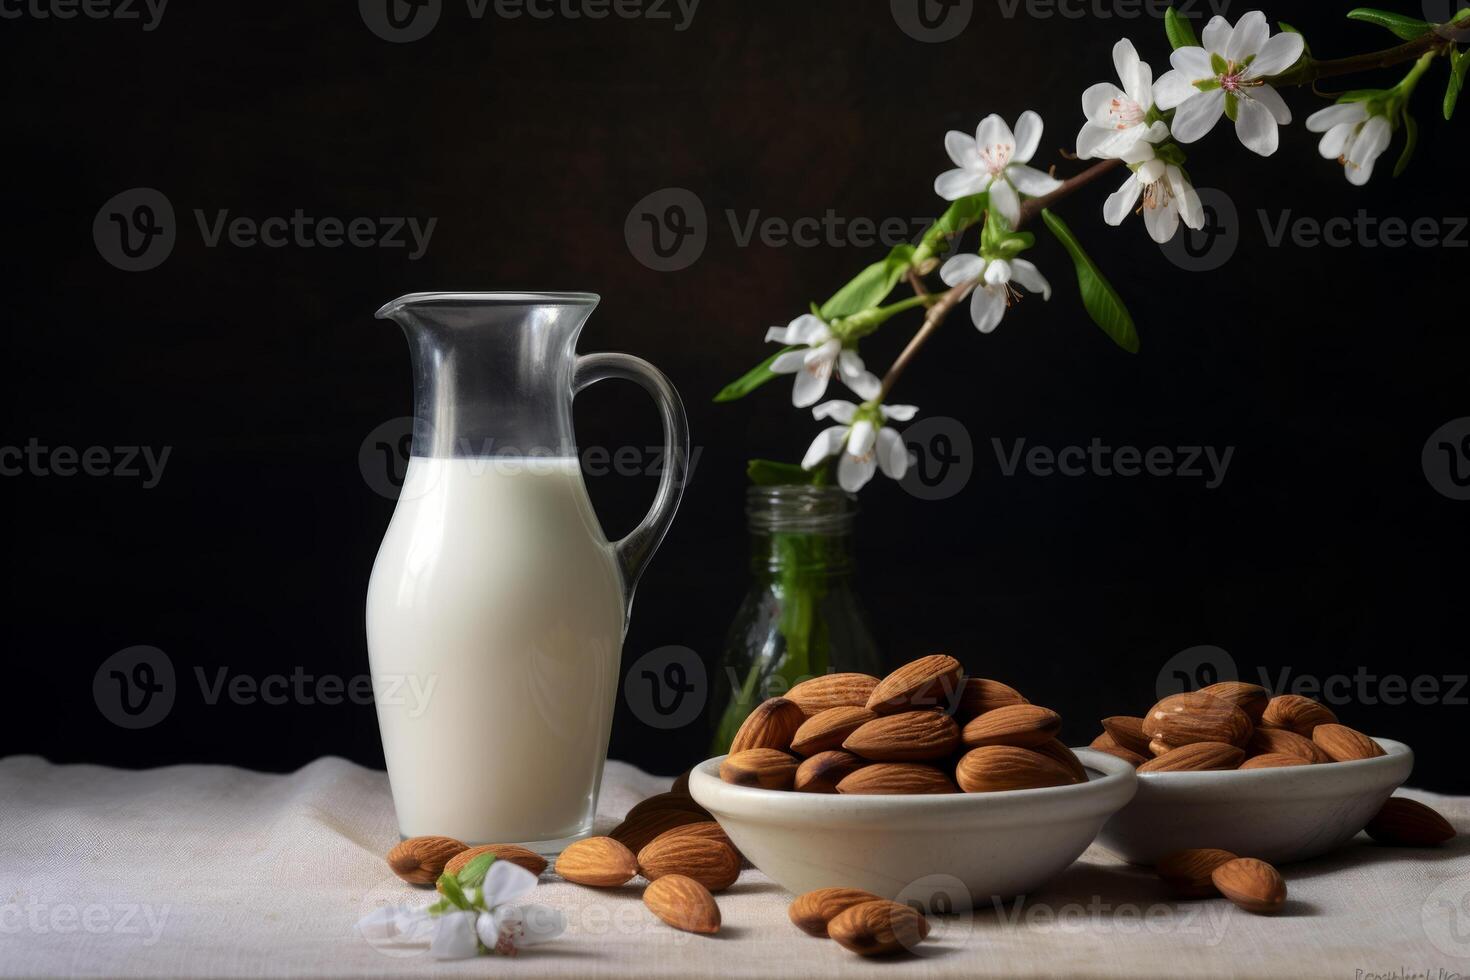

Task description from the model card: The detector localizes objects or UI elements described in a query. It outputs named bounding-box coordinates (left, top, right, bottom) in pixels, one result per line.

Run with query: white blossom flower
left=356, top=858, right=566, bottom=960
left=1152, top=11, right=1304, bottom=156
left=1077, top=39, right=1171, bottom=160
left=802, top=400, right=917, bottom=492
left=766, top=313, right=880, bottom=407
left=1102, top=141, right=1204, bottom=243
left=934, top=111, right=1065, bottom=228
left=938, top=252, right=1051, bottom=334
left=1305, top=102, right=1392, bottom=186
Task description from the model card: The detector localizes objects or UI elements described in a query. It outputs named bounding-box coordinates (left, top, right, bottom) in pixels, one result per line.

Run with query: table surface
left=3, top=754, right=1468, bottom=978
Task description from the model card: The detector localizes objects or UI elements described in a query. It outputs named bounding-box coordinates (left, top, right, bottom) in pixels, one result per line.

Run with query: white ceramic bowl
left=1096, top=737, right=1413, bottom=865
left=688, top=749, right=1137, bottom=909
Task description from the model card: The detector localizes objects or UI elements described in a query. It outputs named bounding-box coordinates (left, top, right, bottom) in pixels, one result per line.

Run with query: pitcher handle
left=574, top=353, right=690, bottom=609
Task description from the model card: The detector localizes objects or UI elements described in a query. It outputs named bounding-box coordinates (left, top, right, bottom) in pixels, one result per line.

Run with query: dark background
left=2, top=1, right=1466, bottom=791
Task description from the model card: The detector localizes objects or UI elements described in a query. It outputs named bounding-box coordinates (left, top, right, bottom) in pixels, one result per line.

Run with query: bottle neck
left=746, top=486, right=857, bottom=579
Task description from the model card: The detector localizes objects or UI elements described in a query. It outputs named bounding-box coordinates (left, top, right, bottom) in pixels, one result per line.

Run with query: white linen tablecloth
left=2, top=754, right=1468, bottom=978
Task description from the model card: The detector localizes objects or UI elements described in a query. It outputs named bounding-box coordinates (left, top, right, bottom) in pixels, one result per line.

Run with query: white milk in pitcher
left=366, top=456, right=624, bottom=846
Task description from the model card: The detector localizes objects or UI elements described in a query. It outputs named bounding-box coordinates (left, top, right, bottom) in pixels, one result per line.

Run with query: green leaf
left=1041, top=209, right=1140, bottom=355
left=916, top=194, right=987, bottom=264
left=1336, top=88, right=1389, bottom=103
left=818, top=244, right=916, bottom=320
left=714, top=346, right=796, bottom=403
left=1165, top=6, right=1200, bottom=49
left=455, top=852, right=497, bottom=890
left=1346, top=7, right=1433, bottom=40
left=747, top=458, right=823, bottom=486
left=1446, top=47, right=1468, bottom=120
left=436, top=873, right=472, bottom=911
left=1394, top=110, right=1418, bottom=176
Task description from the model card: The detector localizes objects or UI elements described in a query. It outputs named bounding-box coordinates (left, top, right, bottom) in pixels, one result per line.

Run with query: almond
left=620, top=792, right=709, bottom=826
left=1032, top=738, right=1088, bottom=782
left=788, top=887, right=884, bottom=937
left=669, top=769, right=691, bottom=795
left=443, top=843, right=547, bottom=879
left=643, top=874, right=720, bottom=934
left=729, top=697, right=806, bottom=754
left=1138, top=741, right=1245, bottom=773
left=844, top=710, right=961, bottom=761
left=865, top=654, right=964, bottom=715
left=785, top=672, right=881, bottom=717
left=1365, top=797, right=1457, bottom=846
left=608, top=807, right=708, bottom=854
left=1248, top=726, right=1329, bottom=764
left=790, top=706, right=878, bottom=757
left=637, top=835, right=741, bottom=892
left=645, top=820, right=738, bottom=855
left=1211, top=857, right=1286, bottom=914
left=1156, top=848, right=1237, bottom=898
left=1199, top=681, right=1270, bottom=722
left=1239, top=752, right=1311, bottom=770
left=827, top=900, right=929, bottom=956
left=955, top=745, right=1078, bottom=793
left=386, top=836, right=467, bottom=886
left=837, top=762, right=957, bottom=795
left=1091, top=743, right=1149, bottom=767
left=1311, top=723, right=1386, bottom=762
left=1090, top=731, right=1119, bottom=750
left=1260, top=694, right=1336, bottom=736
left=960, top=703, right=1063, bottom=749
left=794, top=750, right=867, bottom=793
left=554, top=836, right=638, bottom=887
left=955, top=677, right=1029, bottom=717
left=719, top=748, right=799, bottom=790
left=1142, top=692, right=1253, bottom=750
left=1100, top=716, right=1152, bottom=756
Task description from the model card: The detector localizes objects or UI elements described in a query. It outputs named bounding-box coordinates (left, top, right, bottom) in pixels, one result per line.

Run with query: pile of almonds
left=719, top=654, right=1087, bottom=795
left=386, top=779, right=738, bottom=936
left=1091, top=682, right=1396, bottom=772
left=789, top=887, right=930, bottom=957
left=1155, top=849, right=1288, bottom=915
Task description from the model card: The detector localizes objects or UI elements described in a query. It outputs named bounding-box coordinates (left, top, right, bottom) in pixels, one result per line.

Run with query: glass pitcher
left=367, top=292, right=689, bottom=850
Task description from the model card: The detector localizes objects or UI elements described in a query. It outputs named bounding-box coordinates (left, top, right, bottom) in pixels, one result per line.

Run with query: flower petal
left=1143, top=191, right=1180, bottom=243
left=1152, top=68, right=1199, bottom=110
left=1226, top=10, right=1268, bottom=62
left=1082, top=82, right=1127, bottom=123
left=988, top=178, right=1021, bottom=227
left=1201, top=16, right=1231, bottom=56
left=939, top=252, right=985, bottom=287
left=1009, top=258, right=1051, bottom=300
left=1113, top=38, right=1152, bottom=107
left=812, top=400, right=857, bottom=423
left=1346, top=114, right=1391, bottom=185
left=838, top=350, right=881, bottom=400
left=975, top=113, right=1016, bottom=158
left=1076, top=123, right=1117, bottom=161
left=790, top=354, right=833, bottom=407
left=882, top=403, right=919, bottom=422
left=1306, top=102, right=1368, bottom=133
left=493, top=905, right=567, bottom=948
left=1249, top=82, right=1292, bottom=125
left=1247, top=30, right=1305, bottom=78
left=784, top=313, right=830, bottom=345
left=768, top=349, right=806, bottom=374
left=1103, top=176, right=1143, bottom=225
left=847, top=420, right=876, bottom=458
left=1169, top=46, right=1215, bottom=80
left=1234, top=95, right=1280, bottom=156
left=1318, top=120, right=1356, bottom=160
left=875, top=427, right=909, bottom=480
left=1140, top=120, right=1171, bottom=143
left=802, top=425, right=850, bottom=469
left=480, top=858, right=538, bottom=908
left=934, top=168, right=990, bottom=201
left=1121, top=139, right=1157, bottom=165
left=476, top=911, right=501, bottom=951
left=430, top=911, right=481, bottom=960
left=984, top=258, right=1012, bottom=286
left=1168, top=166, right=1204, bottom=230
left=1170, top=88, right=1226, bottom=143
left=1007, top=163, right=1063, bottom=196
left=970, top=285, right=1006, bottom=333
left=837, top=452, right=877, bottom=493
left=944, top=129, right=980, bottom=169
left=1011, top=110, right=1044, bottom=163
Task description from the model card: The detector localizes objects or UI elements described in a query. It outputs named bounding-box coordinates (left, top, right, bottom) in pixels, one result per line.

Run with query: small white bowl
left=688, top=749, right=1137, bottom=909
left=1096, top=737, right=1413, bottom=865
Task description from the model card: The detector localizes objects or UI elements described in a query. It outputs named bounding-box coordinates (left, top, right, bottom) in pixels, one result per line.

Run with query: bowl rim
left=688, top=748, right=1137, bottom=823
left=1129, top=736, right=1412, bottom=788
